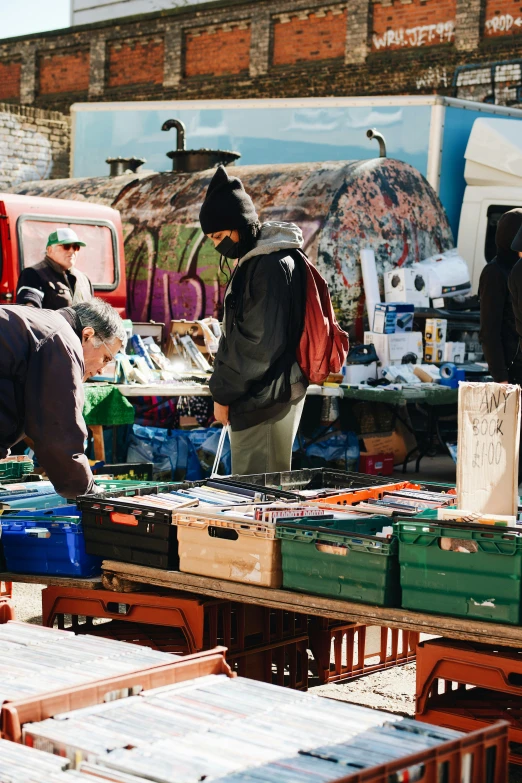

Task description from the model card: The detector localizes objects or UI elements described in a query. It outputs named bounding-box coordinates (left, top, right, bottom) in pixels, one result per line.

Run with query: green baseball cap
left=47, top=228, right=86, bottom=247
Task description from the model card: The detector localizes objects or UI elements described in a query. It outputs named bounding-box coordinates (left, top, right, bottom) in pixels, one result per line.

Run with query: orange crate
left=309, top=620, right=418, bottom=684
left=311, top=481, right=420, bottom=506
left=328, top=722, right=508, bottom=783
left=0, top=598, right=14, bottom=624
left=42, top=586, right=218, bottom=652
left=43, top=586, right=308, bottom=656
left=416, top=637, right=522, bottom=765
left=0, top=581, right=12, bottom=599
left=228, top=634, right=309, bottom=690
left=0, top=646, right=232, bottom=743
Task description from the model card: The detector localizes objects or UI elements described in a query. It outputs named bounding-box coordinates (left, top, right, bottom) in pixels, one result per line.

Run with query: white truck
left=458, top=118, right=522, bottom=291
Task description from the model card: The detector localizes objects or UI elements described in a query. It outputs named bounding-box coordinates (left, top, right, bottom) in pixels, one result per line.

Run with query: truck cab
left=457, top=118, right=522, bottom=292
left=0, top=193, right=126, bottom=313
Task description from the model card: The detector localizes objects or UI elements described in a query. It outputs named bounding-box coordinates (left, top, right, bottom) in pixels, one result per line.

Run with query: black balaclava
left=496, top=209, right=522, bottom=267
left=199, top=165, right=258, bottom=236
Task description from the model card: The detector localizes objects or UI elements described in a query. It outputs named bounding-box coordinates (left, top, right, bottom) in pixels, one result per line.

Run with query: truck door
left=468, top=199, right=522, bottom=292
left=17, top=215, right=120, bottom=301
left=0, top=201, right=14, bottom=304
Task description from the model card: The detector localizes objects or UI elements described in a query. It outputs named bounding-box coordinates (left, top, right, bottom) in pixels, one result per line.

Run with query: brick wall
left=372, top=0, right=457, bottom=52
left=38, top=49, right=90, bottom=95
left=0, top=60, right=21, bottom=101
left=272, top=7, right=347, bottom=66
left=484, top=0, right=522, bottom=37
left=185, top=23, right=251, bottom=77
left=108, top=36, right=164, bottom=87
left=0, top=0, right=522, bottom=112
left=0, top=102, right=70, bottom=189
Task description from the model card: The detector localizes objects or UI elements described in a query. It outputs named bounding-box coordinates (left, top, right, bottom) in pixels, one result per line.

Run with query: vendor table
left=101, top=561, right=522, bottom=650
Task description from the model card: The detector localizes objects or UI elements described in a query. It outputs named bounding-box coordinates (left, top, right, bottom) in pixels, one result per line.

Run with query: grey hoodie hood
left=238, top=221, right=303, bottom=266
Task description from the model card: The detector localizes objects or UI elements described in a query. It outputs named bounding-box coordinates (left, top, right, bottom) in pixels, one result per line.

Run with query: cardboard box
left=373, top=303, right=414, bottom=334
left=364, top=332, right=423, bottom=366
left=384, top=268, right=429, bottom=307
left=444, top=342, right=466, bottom=364
left=425, top=318, right=447, bottom=343
left=342, top=362, right=378, bottom=385
left=424, top=341, right=444, bottom=364
left=457, top=382, right=521, bottom=515
left=362, top=422, right=418, bottom=467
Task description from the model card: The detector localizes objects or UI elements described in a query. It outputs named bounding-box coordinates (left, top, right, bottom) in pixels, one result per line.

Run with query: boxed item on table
left=373, top=303, right=415, bottom=334
left=364, top=331, right=423, bottom=366
left=425, top=318, right=447, bottom=343
left=424, top=341, right=444, bottom=364
left=359, top=453, right=394, bottom=476
left=384, top=268, right=429, bottom=307
left=397, top=517, right=522, bottom=624
left=444, top=341, right=466, bottom=363
left=0, top=516, right=101, bottom=577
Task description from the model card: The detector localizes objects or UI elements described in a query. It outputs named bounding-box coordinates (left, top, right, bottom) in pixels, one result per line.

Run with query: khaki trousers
left=230, top=396, right=306, bottom=476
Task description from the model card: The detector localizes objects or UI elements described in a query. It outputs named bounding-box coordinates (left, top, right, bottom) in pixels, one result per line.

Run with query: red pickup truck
left=0, top=193, right=127, bottom=314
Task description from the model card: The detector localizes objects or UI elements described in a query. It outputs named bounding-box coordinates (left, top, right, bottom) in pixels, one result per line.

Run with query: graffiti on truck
left=112, top=160, right=453, bottom=333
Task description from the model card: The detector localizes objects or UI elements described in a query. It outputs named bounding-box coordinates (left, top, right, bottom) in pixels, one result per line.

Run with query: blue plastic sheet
left=126, top=425, right=203, bottom=481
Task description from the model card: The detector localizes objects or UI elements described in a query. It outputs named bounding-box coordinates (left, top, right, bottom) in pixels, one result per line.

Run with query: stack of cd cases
left=2, top=672, right=466, bottom=783
left=0, top=621, right=179, bottom=705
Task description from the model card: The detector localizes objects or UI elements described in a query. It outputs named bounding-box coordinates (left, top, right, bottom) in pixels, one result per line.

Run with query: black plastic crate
left=78, top=495, right=178, bottom=570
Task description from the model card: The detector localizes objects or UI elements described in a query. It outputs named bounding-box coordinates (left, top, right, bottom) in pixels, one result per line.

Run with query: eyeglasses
left=62, top=244, right=81, bottom=252
left=97, top=336, right=119, bottom=366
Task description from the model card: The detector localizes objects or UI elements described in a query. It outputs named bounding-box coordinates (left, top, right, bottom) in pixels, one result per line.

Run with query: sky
left=0, top=0, right=70, bottom=39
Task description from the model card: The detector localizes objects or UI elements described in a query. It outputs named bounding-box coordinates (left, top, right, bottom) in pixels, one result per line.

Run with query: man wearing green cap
left=16, top=227, right=93, bottom=309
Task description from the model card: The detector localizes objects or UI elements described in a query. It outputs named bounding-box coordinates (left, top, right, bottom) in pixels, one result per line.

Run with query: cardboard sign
left=457, top=382, right=521, bottom=515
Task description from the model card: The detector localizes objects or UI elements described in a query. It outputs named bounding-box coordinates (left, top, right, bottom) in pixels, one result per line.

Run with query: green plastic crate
left=93, top=480, right=183, bottom=497
left=0, top=459, right=34, bottom=480
left=396, top=518, right=522, bottom=624
left=276, top=516, right=400, bottom=607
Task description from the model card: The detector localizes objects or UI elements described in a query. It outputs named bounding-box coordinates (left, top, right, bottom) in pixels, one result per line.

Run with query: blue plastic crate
left=6, top=505, right=80, bottom=518
left=0, top=481, right=68, bottom=512
left=0, top=517, right=101, bottom=577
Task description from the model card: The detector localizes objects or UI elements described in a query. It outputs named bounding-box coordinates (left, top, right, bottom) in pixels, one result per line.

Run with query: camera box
left=364, top=331, right=423, bottom=367
left=384, top=268, right=429, bottom=307
left=373, top=303, right=415, bottom=334
left=444, top=342, right=466, bottom=364
left=425, top=318, right=447, bottom=344
left=424, top=341, right=444, bottom=364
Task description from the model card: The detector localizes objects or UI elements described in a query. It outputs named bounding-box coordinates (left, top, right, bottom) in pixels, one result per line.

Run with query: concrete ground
left=9, top=454, right=521, bottom=780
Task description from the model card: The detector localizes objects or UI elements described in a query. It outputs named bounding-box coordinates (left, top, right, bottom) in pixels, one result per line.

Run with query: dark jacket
left=0, top=305, right=95, bottom=498
left=16, top=256, right=93, bottom=310
left=480, top=252, right=522, bottom=382
left=209, top=222, right=307, bottom=431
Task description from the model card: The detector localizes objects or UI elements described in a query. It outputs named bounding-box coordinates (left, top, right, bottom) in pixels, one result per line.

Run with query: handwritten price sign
left=458, top=383, right=521, bottom=515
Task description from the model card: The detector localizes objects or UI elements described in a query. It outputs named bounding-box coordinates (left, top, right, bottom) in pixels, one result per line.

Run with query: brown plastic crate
left=309, top=619, right=418, bottom=684
left=329, top=721, right=508, bottom=783
left=227, top=634, right=309, bottom=690
left=0, top=646, right=232, bottom=743
left=416, top=637, right=522, bottom=765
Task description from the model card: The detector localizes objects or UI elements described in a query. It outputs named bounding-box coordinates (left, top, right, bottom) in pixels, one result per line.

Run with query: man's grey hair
left=72, top=299, right=127, bottom=349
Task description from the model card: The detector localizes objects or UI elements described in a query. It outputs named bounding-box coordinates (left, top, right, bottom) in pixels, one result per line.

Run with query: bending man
left=0, top=298, right=126, bottom=498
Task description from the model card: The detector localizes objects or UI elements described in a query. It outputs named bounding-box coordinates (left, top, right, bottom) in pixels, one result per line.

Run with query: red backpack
left=295, top=250, right=349, bottom=385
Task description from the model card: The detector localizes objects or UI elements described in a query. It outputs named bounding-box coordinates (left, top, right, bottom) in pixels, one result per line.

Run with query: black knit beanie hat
left=512, top=224, right=522, bottom=253
left=199, top=165, right=258, bottom=235
left=496, top=209, right=522, bottom=250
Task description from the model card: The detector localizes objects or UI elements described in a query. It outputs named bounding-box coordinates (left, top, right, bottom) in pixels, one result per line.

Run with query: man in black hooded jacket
left=479, top=209, right=522, bottom=384
left=199, top=165, right=307, bottom=475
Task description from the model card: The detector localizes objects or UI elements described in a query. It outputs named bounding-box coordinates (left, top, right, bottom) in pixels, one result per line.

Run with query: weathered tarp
left=13, top=158, right=453, bottom=331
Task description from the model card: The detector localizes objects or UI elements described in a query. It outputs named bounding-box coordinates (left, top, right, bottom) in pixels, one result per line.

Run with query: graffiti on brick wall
left=454, top=59, right=522, bottom=106
left=485, top=14, right=522, bottom=35
left=373, top=21, right=455, bottom=50
left=415, top=67, right=450, bottom=91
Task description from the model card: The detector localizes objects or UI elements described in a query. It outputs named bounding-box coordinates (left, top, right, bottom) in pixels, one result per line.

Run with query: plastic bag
left=126, top=425, right=202, bottom=481
left=294, top=430, right=360, bottom=471
left=193, top=427, right=232, bottom=476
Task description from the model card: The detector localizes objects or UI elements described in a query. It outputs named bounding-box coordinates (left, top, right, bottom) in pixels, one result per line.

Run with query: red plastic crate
left=416, top=637, right=522, bottom=765
left=227, top=634, right=309, bottom=690
left=0, top=646, right=232, bottom=743
left=0, top=581, right=13, bottom=599
left=309, top=619, right=418, bottom=684
left=0, top=598, right=14, bottom=624
left=329, top=722, right=508, bottom=783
